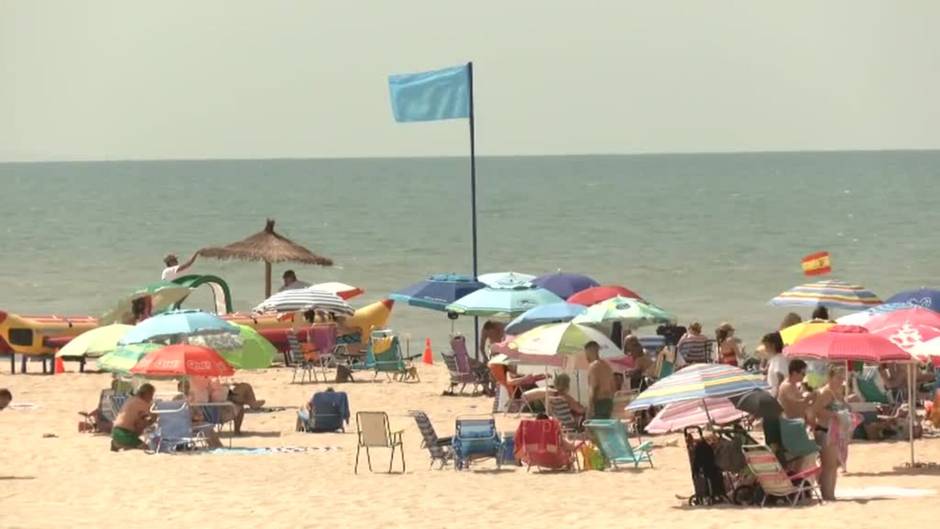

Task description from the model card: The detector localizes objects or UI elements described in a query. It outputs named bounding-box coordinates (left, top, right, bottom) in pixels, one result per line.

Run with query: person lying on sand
left=111, top=384, right=157, bottom=451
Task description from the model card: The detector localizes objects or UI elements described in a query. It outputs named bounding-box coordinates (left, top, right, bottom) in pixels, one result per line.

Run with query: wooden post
left=265, top=261, right=272, bottom=298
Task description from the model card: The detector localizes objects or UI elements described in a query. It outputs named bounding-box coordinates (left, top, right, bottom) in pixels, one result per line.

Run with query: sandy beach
left=2, top=364, right=938, bottom=529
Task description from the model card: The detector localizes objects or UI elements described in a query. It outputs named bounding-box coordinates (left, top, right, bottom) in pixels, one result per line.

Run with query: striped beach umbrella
left=626, top=364, right=768, bottom=411
left=573, top=296, right=676, bottom=329
left=769, top=279, right=882, bottom=311
left=253, top=288, right=353, bottom=315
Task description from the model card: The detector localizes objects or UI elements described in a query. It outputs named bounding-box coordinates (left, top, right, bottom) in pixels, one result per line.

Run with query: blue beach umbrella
left=532, top=272, right=600, bottom=299
left=446, top=285, right=565, bottom=318
left=886, top=288, right=940, bottom=313
left=390, top=274, right=486, bottom=312
left=505, top=302, right=587, bottom=335
left=118, top=309, right=239, bottom=345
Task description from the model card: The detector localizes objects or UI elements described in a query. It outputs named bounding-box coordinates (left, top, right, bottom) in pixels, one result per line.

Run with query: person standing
left=161, top=252, right=199, bottom=281
left=762, top=332, right=788, bottom=396
left=810, top=366, right=850, bottom=501
left=715, top=322, right=741, bottom=366
left=279, top=270, right=311, bottom=292
left=586, top=341, right=616, bottom=419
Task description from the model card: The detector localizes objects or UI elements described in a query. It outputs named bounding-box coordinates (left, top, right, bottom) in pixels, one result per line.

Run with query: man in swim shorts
left=111, top=383, right=157, bottom=451
left=586, top=341, right=616, bottom=419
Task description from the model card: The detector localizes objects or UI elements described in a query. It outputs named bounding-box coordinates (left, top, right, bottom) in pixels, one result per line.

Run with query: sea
left=2, top=151, right=939, bottom=352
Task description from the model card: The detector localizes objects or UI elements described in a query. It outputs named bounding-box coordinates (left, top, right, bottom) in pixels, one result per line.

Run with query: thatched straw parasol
left=199, top=219, right=333, bottom=297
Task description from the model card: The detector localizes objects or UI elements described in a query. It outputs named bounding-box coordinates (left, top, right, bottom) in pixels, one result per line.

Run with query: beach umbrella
left=311, top=282, right=364, bottom=300
left=222, top=325, right=276, bottom=369
left=477, top=272, right=535, bottom=288
left=504, top=302, right=587, bottom=335
left=446, top=284, right=564, bottom=318
left=130, top=344, right=235, bottom=378
left=646, top=398, right=749, bottom=434
left=627, top=364, right=768, bottom=411
left=865, top=307, right=940, bottom=354
left=97, top=343, right=161, bottom=375
left=507, top=322, right=621, bottom=368
left=55, top=324, right=133, bottom=359
left=910, top=337, right=940, bottom=366
left=567, top=285, right=643, bottom=306
left=254, top=288, right=353, bottom=315
left=118, top=309, right=239, bottom=345
left=199, top=219, right=333, bottom=297
left=99, top=281, right=193, bottom=325
left=769, top=279, right=882, bottom=311
left=779, top=320, right=835, bottom=345
left=836, top=302, right=915, bottom=326
left=885, top=288, right=940, bottom=312
left=731, top=389, right=783, bottom=421
left=573, top=296, right=676, bottom=329
left=390, top=274, right=485, bottom=312
left=531, top=272, right=600, bottom=300
left=783, top=325, right=913, bottom=363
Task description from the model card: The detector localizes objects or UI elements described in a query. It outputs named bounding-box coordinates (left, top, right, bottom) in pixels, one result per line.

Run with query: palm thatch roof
left=200, top=219, right=333, bottom=266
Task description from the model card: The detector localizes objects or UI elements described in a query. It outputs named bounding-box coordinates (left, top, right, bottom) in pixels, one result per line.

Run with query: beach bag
left=579, top=442, right=605, bottom=470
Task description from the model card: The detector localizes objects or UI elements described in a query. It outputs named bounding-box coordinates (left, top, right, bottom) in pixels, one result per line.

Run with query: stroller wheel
left=732, top=485, right=756, bottom=505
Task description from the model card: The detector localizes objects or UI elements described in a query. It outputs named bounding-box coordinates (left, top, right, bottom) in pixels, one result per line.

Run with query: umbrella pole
left=908, top=363, right=915, bottom=467
left=264, top=261, right=272, bottom=298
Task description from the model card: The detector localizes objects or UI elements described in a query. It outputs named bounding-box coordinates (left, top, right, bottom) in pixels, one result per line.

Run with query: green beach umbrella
left=97, top=343, right=161, bottom=375
left=99, top=281, right=193, bottom=324
left=574, top=296, right=676, bottom=329
left=224, top=325, right=277, bottom=369
left=446, top=285, right=565, bottom=318
left=56, top=324, right=133, bottom=359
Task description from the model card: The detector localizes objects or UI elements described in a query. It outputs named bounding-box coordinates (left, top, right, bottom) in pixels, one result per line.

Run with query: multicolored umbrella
left=390, top=274, right=485, bottom=312
left=531, top=272, right=599, bottom=300
left=573, top=296, right=676, bottom=329
left=477, top=272, right=535, bottom=288
left=783, top=325, right=913, bottom=363
left=865, top=307, right=940, bottom=354
left=646, top=397, right=749, bottom=434
left=55, top=324, right=133, bottom=359
left=130, top=344, right=235, bottom=377
left=836, top=302, right=915, bottom=326
left=567, top=285, right=643, bottom=306
left=626, top=364, right=768, bottom=411
left=769, top=279, right=882, bottom=311
left=254, top=288, right=353, bottom=315
left=311, top=282, right=364, bottom=300
left=504, top=302, right=587, bottom=335
left=885, top=288, right=940, bottom=312
left=507, top=322, right=621, bottom=368
left=779, top=320, right=835, bottom=345
left=99, top=281, right=193, bottom=324
left=96, top=343, right=161, bottom=375
left=446, top=285, right=564, bottom=318
left=118, top=310, right=239, bottom=345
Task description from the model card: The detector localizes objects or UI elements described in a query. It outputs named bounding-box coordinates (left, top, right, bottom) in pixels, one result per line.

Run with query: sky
left=1, top=1, right=938, bottom=162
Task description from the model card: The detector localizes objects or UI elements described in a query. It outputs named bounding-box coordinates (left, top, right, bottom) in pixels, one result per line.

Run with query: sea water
left=2, top=151, right=938, bottom=350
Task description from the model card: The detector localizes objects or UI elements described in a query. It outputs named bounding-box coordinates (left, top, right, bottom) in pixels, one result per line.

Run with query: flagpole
left=468, top=61, right=481, bottom=361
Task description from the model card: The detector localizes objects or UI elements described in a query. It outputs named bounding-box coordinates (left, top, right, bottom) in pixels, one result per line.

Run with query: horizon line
left=2, top=147, right=938, bottom=165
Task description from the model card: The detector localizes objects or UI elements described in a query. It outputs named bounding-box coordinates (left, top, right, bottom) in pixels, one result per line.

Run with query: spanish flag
left=801, top=251, right=832, bottom=277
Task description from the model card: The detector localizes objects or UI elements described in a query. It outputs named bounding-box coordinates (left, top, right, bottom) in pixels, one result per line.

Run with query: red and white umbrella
left=130, top=344, right=235, bottom=377
left=310, top=282, right=364, bottom=300
left=865, top=307, right=940, bottom=354
left=910, top=337, right=940, bottom=367
left=784, top=325, right=914, bottom=364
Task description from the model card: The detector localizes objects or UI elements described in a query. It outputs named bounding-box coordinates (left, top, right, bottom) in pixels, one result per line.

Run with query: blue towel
left=388, top=64, right=470, bottom=122
left=310, top=390, right=350, bottom=432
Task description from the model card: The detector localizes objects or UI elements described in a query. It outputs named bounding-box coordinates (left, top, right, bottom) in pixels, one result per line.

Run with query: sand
left=2, top=364, right=939, bottom=529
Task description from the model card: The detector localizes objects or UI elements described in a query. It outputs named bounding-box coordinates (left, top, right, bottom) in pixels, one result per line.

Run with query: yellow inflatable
left=0, top=311, right=99, bottom=356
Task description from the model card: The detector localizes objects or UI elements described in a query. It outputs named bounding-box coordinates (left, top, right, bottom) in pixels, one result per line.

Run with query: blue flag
left=388, top=64, right=470, bottom=122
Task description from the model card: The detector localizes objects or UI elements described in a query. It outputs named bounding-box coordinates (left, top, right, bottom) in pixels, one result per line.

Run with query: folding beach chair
left=298, top=390, right=350, bottom=433
left=355, top=411, right=405, bottom=474
left=194, top=402, right=237, bottom=447
left=442, top=335, right=487, bottom=395
left=742, top=444, right=822, bottom=506
left=778, top=417, right=819, bottom=463
left=546, top=395, right=585, bottom=439
left=516, top=418, right=578, bottom=472
left=453, top=416, right=502, bottom=470
left=583, top=419, right=654, bottom=469
left=150, top=400, right=214, bottom=453
left=309, top=324, right=347, bottom=382
left=489, top=364, right=533, bottom=414
left=288, top=329, right=315, bottom=384
left=409, top=410, right=453, bottom=469
left=678, top=339, right=712, bottom=365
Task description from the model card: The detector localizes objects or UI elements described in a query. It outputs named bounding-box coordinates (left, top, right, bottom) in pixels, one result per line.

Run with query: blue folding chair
left=150, top=400, right=214, bottom=453
left=453, top=416, right=502, bottom=470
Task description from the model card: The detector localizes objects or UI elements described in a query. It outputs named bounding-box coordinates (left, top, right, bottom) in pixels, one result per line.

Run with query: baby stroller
left=683, top=423, right=759, bottom=506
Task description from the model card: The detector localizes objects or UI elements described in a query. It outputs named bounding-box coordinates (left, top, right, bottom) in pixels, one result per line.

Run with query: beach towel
left=208, top=446, right=342, bottom=455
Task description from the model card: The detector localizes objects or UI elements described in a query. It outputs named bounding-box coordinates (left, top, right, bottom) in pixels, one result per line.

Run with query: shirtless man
left=586, top=341, right=617, bottom=419
left=777, top=359, right=815, bottom=420
left=111, top=384, right=157, bottom=451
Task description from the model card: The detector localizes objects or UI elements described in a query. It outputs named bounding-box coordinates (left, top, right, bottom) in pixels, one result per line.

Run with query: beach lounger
left=546, top=395, right=586, bottom=439
left=409, top=410, right=453, bottom=469
left=515, top=418, right=578, bottom=472
left=150, top=400, right=214, bottom=453
left=288, top=330, right=315, bottom=384
left=370, top=334, right=418, bottom=382
left=678, top=339, right=712, bottom=365
left=742, top=444, right=822, bottom=506
left=441, top=335, right=487, bottom=395
left=453, top=416, right=502, bottom=470
left=583, top=419, right=654, bottom=469
left=778, top=417, right=819, bottom=463
left=355, top=411, right=405, bottom=474
left=309, top=324, right=347, bottom=382
left=298, top=390, right=350, bottom=433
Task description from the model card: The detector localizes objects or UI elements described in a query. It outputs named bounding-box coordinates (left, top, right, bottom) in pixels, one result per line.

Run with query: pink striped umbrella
left=646, top=397, right=748, bottom=434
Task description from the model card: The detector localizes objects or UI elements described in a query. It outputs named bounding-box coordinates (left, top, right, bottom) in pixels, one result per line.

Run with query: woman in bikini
left=810, top=366, right=849, bottom=501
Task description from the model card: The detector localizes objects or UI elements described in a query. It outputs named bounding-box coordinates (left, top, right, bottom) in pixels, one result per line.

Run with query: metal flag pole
left=468, top=61, right=481, bottom=361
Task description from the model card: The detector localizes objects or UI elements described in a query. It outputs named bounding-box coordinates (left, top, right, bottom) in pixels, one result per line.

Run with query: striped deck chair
left=442, top=335, right=486, bottom=395
left=678, top=339, right=712, bottom=365
left=742, top=444, right=822, bottom=506
left=371, top=334, right=413, bottom=382
left=409, top=410, right=453, bottom=469
left=287, top=329, right=315, bottom=384
left=583, top=419, right=653, bottom=469
left=546, top=395, right=584, bottom=437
